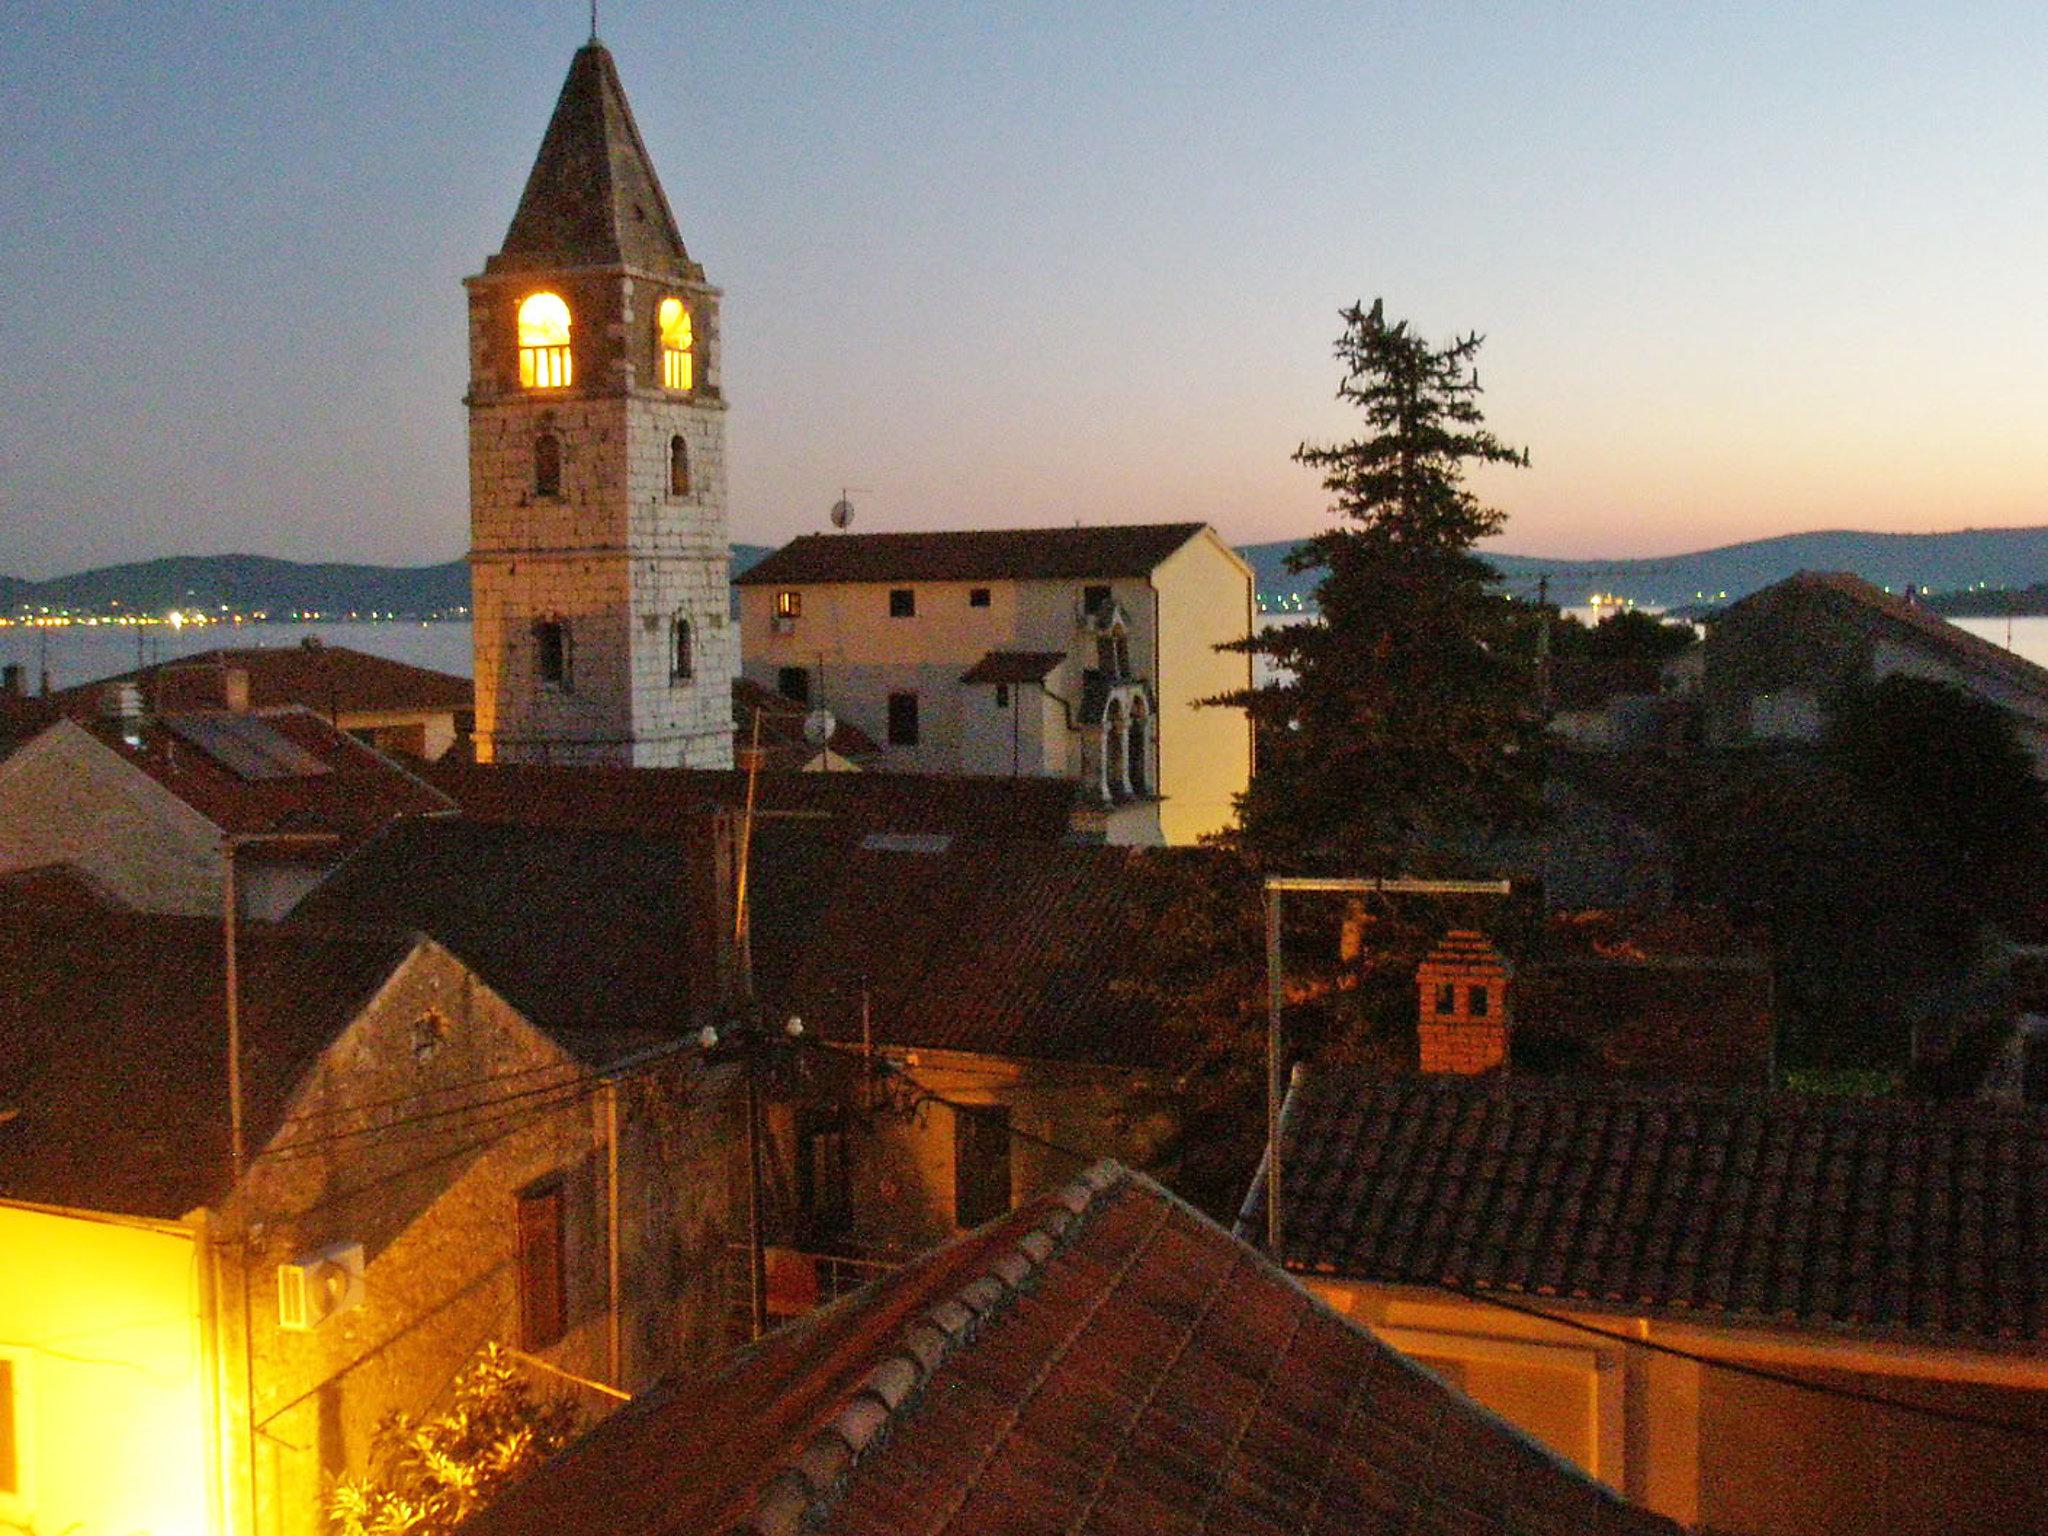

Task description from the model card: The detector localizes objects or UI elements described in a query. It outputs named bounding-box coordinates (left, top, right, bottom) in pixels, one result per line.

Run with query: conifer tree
left=1228, top=299, right=1538, bottom=871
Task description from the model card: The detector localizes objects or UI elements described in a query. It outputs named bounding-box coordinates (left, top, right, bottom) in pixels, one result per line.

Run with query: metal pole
left=744, top=1063, right=767, bottom=1340
left=1265, top=886, right=1285, bottom=1257
left=605, top=1079, right=622, bottom=1388
left=223, top=839, right=245, bottom=1184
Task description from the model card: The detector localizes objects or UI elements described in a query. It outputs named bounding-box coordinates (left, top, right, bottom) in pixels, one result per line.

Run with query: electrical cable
left=866, top=1052, right=2048, bottom=1444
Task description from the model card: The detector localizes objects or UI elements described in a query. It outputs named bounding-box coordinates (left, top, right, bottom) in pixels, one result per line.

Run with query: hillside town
left=5, top=33, right=2048, bottom=1536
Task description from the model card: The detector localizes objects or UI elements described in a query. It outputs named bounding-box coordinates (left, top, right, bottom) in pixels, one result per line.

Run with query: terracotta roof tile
left=0, top=893, right=416, bottom=1218
left=736, top=523, right=1209, bottom=586
left=457, top=1166, right=1678, bottom=1536
left=1247, top=1072, right=2048, bottom=1348
left=424, top=759, right=1079, bottom=844
left=54, top=641, right=471, bottom=716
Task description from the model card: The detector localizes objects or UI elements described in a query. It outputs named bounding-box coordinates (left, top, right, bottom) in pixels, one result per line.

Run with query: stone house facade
left=466, top=42, right=736, bottom=769
left=736, top=523, right=1254, bottom=844
left=0, top=888, right=744, bottom=1536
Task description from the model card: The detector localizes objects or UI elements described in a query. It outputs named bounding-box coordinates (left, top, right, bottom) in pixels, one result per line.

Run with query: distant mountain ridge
left=2, top=548, right=778, bottom=619
left=1241, top=526, right=2048, bottom=612
left=10, top=529, right=2048, bottom=619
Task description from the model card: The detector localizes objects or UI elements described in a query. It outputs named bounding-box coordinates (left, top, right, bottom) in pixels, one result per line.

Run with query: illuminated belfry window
left=518, top=292, right=573, bottom=389
left=658, top=297, right=693, bottom=391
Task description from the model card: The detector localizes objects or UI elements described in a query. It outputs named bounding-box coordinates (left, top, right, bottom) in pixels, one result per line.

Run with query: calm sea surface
left=11, top=613, right=2048, bottom=696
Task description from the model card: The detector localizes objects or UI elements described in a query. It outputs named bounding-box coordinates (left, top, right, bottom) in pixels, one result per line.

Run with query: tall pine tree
left=1228, top=299, right=1539, bottom=872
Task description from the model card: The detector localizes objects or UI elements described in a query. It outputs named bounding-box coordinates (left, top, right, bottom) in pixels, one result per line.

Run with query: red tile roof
left=66, top=707, right=455, bottom=845
left=1247, top=1071, right=2048, bottom=1348
left=753, top=838, right=1205, bottom=1066
left=0, top=893, right=416, bottom=1219
left=736, top=523, right=1209, bottom=586
left=960, top=650, right=1067, bottom=685
left=458, top=1164, right=1679, bottom=1536
left=423, top=759, right=1079, bottom=845
left=54, top=640, right=471, bottom=717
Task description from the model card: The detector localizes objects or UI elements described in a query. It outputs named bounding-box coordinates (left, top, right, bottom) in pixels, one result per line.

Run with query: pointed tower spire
left=487, top=42, right=695, bottom=278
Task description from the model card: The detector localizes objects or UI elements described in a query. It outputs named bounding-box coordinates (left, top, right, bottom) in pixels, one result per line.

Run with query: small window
left=410, top=1012, right=445, bottom=1062
left=518, top=292, right=573, bottom=389
left=994, top=683, right=1010, bottom=709
left=969, top=587, right=991, bottom=608
left=671, top=616, right=693, bottom=682
left=1435, top=982, right=1457, bottom=1015
left=887, top=692, right=919, bottom=746
left=775, top=590, right=802, bottom=619
left=954, top=1104, right=1012, bottom=1229
left=1082, top=584, right=1111, bottom=616
left=797, top=1107, right=852, bottom=1240
left=1468, top=985, right=1490, bottom=1018
left=668, top=435, right=690, bottom=497
left=658, top=296, right=693, bottom=391
left=535, top=619, right=571, bottom=688
left=889, top=588, right=915, bottom=618
left=777, top=666, right=810, bottom=705
left=534, top=433, right=562, bottom=497
left=515, top=1182, right=567, bottom=1349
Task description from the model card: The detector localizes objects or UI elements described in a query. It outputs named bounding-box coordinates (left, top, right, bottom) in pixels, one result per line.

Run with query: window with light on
left=658, top=297, right=693, bottom=391
left=518, top=293, right=573, bottom=389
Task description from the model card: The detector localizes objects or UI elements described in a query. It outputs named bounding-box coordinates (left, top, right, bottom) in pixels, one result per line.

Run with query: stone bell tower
left=465, top=39, right=735, bottom=767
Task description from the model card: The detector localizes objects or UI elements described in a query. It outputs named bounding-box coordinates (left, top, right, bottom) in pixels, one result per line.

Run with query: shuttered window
left=516, top=1182, right=567, bottom=1349
left=953, top=1105, right=1012, bottom=1230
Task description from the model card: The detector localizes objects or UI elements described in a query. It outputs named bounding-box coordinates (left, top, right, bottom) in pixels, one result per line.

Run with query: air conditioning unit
left=278, top=1241, right=365, bottom=1332
left=770, top=615, right=797, bottom=635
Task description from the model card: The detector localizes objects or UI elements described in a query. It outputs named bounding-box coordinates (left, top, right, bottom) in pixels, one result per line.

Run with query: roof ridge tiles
left=726, top=1159, right=1131, bottom=1536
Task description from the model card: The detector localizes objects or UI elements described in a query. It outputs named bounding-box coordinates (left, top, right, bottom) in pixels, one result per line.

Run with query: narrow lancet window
left=534, top=433, right=562, bottom=497
left=669, top=434, right=690, bottom=497
left=518, top=292, right=573, bottom=389
left=658, top=297, right=693, bottom=391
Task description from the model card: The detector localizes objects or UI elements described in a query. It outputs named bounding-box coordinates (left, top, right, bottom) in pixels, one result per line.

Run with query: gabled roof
left=1718, top=570, right=2048, bottom=702
left=0, top=894, right=416, bottom=1219
left=1245, top=1071, right=2048, bottom=1349
left=735, top=523, right=1211, bottom=586
left=32, top=708, right=455, bottom=846
left=458, top=1164, right=1679, bottom=1536
left=289, top=818, right=709, bottom=1063
left=487, top=42, right=696, bottom=279
left=960, top=650, right=1066, bottom=686
left=423, top=759, right=1079, bottom=845
left=54, top=642, right=470, bottom=718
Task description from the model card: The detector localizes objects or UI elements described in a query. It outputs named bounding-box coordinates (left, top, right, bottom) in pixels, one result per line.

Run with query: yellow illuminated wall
left=0, top=1203, right=209, bottom=1536
left=658, top=297, right=692, bottom=391
left=517, top=293, right=572, bottom=389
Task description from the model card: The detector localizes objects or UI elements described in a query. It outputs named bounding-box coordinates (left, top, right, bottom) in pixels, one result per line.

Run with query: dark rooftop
left=0, top=893, right=416, bottom=1219
left=487, top=41, right=696, bottom=279
left=1245, top=1071, right=2048, bottom=1349
left=735, top=523, right=1211, bottom=586
left=458, top=1164, right=1679, bottom=1536
left=54, top=641, right=471, bottom=718
left=960, top=650, right=1067, bottom=686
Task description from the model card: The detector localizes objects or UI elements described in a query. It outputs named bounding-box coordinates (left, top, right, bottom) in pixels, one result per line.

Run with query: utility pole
left=1262, top=876, right=1511, bottom=1258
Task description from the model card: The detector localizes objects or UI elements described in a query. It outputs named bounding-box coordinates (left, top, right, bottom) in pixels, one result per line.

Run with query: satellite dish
left=830, top=496, right=855, bottom=530
left=803, top=708, right=837, bottom=748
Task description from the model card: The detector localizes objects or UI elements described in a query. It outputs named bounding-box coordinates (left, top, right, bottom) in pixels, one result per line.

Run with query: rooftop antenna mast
left=589, top=0, right=599, bottom=41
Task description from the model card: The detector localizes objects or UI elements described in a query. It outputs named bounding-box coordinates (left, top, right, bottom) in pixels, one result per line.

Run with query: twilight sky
left=4, top=2, right=2046, bottom=579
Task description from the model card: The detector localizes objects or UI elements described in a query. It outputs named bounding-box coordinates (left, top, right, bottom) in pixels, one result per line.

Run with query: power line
left=868, top=1054, right=2048, bottom=1443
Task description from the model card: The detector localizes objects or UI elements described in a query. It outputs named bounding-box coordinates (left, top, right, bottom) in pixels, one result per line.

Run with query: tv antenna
left=829, top=487, right=872, bottom=531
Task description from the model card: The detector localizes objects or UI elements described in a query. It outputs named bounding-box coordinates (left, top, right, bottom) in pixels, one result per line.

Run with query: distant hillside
left=3, top=547, right=777, bottom=619
left=1241, top=527, right=2048, bottom=612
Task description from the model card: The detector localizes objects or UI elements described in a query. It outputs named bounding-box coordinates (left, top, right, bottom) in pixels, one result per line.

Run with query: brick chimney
left=1416, top=930, right=1511, bottom=1075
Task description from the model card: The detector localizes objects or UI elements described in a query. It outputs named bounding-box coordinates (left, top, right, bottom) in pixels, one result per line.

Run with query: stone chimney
left=685, top=806, right=742, bottom=1015
left=1416, top=930, right=1511, bottom=1075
